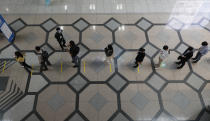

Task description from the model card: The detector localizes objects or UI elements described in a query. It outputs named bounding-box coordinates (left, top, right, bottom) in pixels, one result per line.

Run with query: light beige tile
left=116, top=26, right=146, bottom=49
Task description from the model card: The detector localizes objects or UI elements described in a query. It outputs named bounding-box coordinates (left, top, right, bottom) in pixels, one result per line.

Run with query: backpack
left=42, top=51, right=49, bottom=60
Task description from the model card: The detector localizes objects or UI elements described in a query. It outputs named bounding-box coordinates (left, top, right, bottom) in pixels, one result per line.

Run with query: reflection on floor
left=0, top=14, right=210, bottom=121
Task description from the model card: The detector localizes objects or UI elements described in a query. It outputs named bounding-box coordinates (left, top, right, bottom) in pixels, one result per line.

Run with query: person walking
left=104, top=44, right=114, bottom=63
left=176, top=46, right=194, bottom=69
left=15, top=51, right=32, bottom=70
left=192, top=41, right=209, bottom=63
left=68, top=40, right=80, bottom=68
left=155, top=45, right=170, bottom=69
left=35, top=46, right=51, bottom=72
left=133, top=48, right=145, bottom=68
left=54, top=27, right=66, bottom=50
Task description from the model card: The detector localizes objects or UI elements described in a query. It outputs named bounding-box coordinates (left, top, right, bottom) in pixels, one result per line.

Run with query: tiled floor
left=0, top=14, right=210, bottom=121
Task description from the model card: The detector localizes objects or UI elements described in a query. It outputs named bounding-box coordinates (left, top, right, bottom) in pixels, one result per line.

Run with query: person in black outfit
left=54, top=27, right=66, bottom=50
left=133, top=48, right=145, bottom=68
left=35, top=46, right=51, bottom=72
left=176, top=46, right=194, bottom=69
left=105, top=44, right=114, bottom=63
left=68, top=40, right=80, bottom=68
left=14, top=51, right=32, bottom=69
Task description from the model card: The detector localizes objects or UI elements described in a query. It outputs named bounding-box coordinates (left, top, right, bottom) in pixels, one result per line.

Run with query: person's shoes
left=73, top=65, right=78, bottom=68
left=192, top=61, right=197, bottom=63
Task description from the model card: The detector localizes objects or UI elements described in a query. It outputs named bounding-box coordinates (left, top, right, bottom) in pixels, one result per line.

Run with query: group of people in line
left=133, top=41, right=209, bottom=69
left=14, top=27, right=209, bottom=72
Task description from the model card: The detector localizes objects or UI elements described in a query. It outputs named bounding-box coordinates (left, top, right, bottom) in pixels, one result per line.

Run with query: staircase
left=0, top=60, right=16, bottom=73
left=0, top=80, right=24, bottom=112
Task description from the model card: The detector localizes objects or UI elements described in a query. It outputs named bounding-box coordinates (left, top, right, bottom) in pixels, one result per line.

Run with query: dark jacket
left=55, top=32, right=64, bottom=42
left=105, top=47, right=113, bottom=57
left=135, top=52, right=145, bottom=62
left=70, top=45, right=80, bottom=57
left=182, top=48, right=193, bottom=61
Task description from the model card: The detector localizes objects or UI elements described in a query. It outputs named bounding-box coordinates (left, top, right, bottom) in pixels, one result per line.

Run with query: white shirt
left=159, top=49, right=169, bottom=60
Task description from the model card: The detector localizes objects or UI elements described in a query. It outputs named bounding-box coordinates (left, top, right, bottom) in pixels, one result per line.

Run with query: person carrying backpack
left=68, top=40, right=80, bottom=68
left=35, top=46, right=51, bottom=72
left=54, top=27, right=66, bottom=50
left=104, top=44, right=114, bottom=63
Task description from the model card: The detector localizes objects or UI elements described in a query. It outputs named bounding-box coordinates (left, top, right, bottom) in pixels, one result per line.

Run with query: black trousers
left=58, top=39, right=66, bottom=50
left=176, top=59, right=186, bottom=69
left=192, top=52, right=202, bottom=63
left=20, top=62, right=32, bottom=69
left=40, top=59, right=51, bottom=72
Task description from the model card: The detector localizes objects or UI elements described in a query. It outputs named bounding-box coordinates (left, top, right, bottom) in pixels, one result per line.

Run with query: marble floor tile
left=42, top=19, right=57, bottom=32
left=108, top=74, right=127, bottom=91
left=105, top=19, right=121, bottom=31
left=28, top=75, right=48, bottom=92
left=186, top=73, right=204, bottom=90
left=69, top=75, right=88, bottom=92
left=147, top=74, right=166, bottom=90
left=10, top=19, right=25, bottom=32
left=73, top=19, right=89, bottom=31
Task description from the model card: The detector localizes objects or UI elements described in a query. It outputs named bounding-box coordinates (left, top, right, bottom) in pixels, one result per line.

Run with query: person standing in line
left=155, top=45, right=170, bottom=69
left=35, top=46, right=51, bottom=72
left=68, top=40, right=80, bottom=68
left=176, top=46, right=194, bottom=69
left=104, top=44, right=114, bottom=63
left=14, top=51, right=32, bottom=70
left=133, top=48, right=145, bottom=68
left=54, top=27, right=66, bottom=50
left=192, top=41, right=209, bottom=63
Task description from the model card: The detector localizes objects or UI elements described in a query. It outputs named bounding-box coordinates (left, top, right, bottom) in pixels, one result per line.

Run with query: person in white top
left=155, top=45, right=170, bottom=69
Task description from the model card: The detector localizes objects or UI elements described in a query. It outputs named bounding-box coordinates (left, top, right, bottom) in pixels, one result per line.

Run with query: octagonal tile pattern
left=117, top=52, right=153, bottom=81
left=181, top=25, right=210, bottom=48
left=43, top=52, right=78, bottom=82
left=79, top=84, right=117, bottom=121
left=80, top=52, right=115, bottom=81
left=148, top=25, right=180, bottom=49
left=162, top=83, right=202, bottom=120
left=14, top=26, right=46, bottom=50
left=48, top=26, right=79, bottom=50
left=115, top=26, right=146, bottom=49
left=37, top=85, right=76, bottom=121
left=1, top=15, right=210, bottom=121
left=121, top=84, right=160, bottom=120
left=82, top=26, right=112, bottom=50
